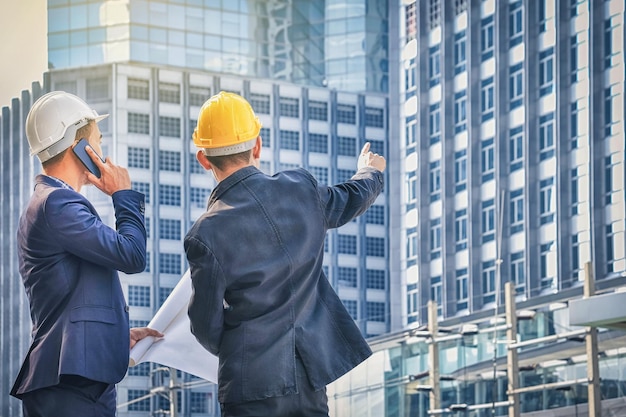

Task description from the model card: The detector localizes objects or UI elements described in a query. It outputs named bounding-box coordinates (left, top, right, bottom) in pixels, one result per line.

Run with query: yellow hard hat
left=193, top=91, right=262, bottom=156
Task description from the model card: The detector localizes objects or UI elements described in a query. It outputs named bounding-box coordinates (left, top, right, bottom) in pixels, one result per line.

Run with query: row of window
left=126, top=389, right=209, bottom=413
left=127, top=80, right=385, bottom=127
left=342, top=300, right=386, bottom=323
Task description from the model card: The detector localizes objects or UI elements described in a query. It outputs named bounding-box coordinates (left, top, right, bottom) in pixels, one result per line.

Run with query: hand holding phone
left=73, top=138, right=104, bottom=178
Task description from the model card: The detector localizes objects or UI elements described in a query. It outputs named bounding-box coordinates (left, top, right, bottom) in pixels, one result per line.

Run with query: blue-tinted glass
left=70, top=5, right=88, bottom=30
left=49, top=7, right=70, bottom=33
left=49, top=32, right=69, bottom=49
left=89, top=28, right=106, bottom=43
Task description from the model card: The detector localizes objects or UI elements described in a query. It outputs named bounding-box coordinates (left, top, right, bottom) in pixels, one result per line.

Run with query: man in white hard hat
left=185, top=91, right=386, bottom=416
left=10, top=91, right=161, bottom=417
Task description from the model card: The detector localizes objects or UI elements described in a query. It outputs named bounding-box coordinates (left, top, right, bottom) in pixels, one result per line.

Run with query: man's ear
left=196, top=150, right=212, bottom=171
left=252, top=136, right=262, bottom=160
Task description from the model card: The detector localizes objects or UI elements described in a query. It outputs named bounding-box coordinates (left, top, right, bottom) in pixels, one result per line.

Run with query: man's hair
left=204, top=149, right=252, bottom=171
left=41, top=120, right=94, bottom=169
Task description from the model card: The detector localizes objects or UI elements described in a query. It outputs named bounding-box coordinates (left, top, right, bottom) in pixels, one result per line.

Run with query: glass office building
left=47, top=0, right=389, bottom=93
left=325, top=0, right=625, bottom=416
left=1, top=0, right=393, bottom=411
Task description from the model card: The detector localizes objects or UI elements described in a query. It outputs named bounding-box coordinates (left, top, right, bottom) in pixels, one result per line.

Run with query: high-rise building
left=323, top=0, right=625, bottom=415
left=1, top=1, right=395, bottom=416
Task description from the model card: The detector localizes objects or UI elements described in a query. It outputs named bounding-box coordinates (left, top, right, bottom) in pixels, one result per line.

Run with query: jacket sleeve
left=184, top=235, right=225, bottom=355
left=43, top=188, right=147, bottom=274
left=315, top=167, right=384, bottom=229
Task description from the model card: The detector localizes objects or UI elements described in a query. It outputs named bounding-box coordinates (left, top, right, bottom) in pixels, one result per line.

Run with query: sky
left=0, top=0, right=47, bottom=108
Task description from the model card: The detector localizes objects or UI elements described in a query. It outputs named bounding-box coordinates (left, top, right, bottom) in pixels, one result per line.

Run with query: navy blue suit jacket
left=185, top=166, right=384, bottom=403
left=11, top=175, right=146, bottom=398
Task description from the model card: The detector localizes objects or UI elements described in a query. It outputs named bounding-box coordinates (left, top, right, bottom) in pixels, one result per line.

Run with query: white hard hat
left=26, top=91, right=109, bottom=162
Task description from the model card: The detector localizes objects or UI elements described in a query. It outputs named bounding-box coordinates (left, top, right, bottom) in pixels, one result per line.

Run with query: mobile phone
left=73, top=138, right=104, bottom=178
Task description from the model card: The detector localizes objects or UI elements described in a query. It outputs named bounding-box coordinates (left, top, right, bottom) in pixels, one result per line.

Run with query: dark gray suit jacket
left=185, top=166, right=384, bottom=403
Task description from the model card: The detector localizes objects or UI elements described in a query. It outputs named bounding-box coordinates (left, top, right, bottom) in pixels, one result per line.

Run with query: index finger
left=360, top=142, right=370, bottom=155
left=85, top=146, right=106, bottom=168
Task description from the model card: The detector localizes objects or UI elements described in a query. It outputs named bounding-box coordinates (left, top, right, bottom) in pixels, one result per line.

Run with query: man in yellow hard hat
left=185, top=91, right=386, bottom=416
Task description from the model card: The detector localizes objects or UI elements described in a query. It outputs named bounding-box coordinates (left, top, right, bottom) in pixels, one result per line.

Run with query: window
left=509, top=63, right=524, bottom=109
left=342, top=299, right=358, bottom=320
left=309, top=133, right=328, bottom=153
left=481, top=77, right=495, bottom=121
left=310, top=166, right=328, bottom=184
left=367, top=140, right=384, bottom=155
left=159, top=82, right=180, bottom=104
left=189, top=86, right=210, bottom=107
left=481, top=16, right=495, bottom=60
left=279, top=97, right=299, bottom=117
left=571, top=34, right=581, bottom=83
left=145, top=218, right=151, bottom=239
left=159, top=287, right=172, bottom=306
left=407, top=283, right=419, bottom=324
left=159, top=150, right=180, bottom=172
left=605, top=17, right=616, bottom=68
left=481, top=138, right=495, bottom=182
left=482, top=199, right=495, bottom=242
left=159, top=219, right=181, bottom=240
left=405, top=57, right=417, bottom=98
left=279, top=130, right=300, bottom=150
left=366, top=237, right=385, bottom=257
left=406, top=173, right=417, bottom=204
left=338, top=267, right=357, bottom=287
left=606, top=224, right=616, bottom=272
left=406, top=117, right=417, bottom=147
left=571, top=167, right=580, bottom=215
left=455, top=149, right=467, bottom=192
left=159, top=116, right=180, bottom=138
left=260, top=127, right=271, bottom=148
left=510, top=189, right=524, bottom=234
left=430, top=218, right=442, bottom=260
left=128, top=389, right=150, bottom=412
left=128, top=78, right=149, bottom=100
left=570, top=102, right=580, bottom=148
left=605, top=86, right=616, bottom=136
left=159, top=253, right=181, bottom=275
left=456, top=268, right=468, bottom=310
left=539, top=48, right=554, bottom=96
left=338, top=136, right=356, bottom=156
left=429, top=45, right=441, bottom=87
left=159, top=184, right=181, bottom=206
left=365, top=107, right=384, bottom=128
left=338, top=234, right=357, bottom=255
left=337, top=104, right=356, bottom=124
left=366, top=269, right=385, bottom=290
left=190, top=152, right=204, bottom=174
left=539, top=177, right=555, bottom=224
left=572, top=234, right=580, bottom=278
left=129, top=285, right=150, bottom=307
left=190, top=392, right=210, bottom=414
left=540, top=242, right=555, bottom=290
left=538, top=0, right=548, bottom=32
left=132, top=181, right=150, bottom=203
left=367, top=302, right=385, bottom=322
left=538, top=113, right=555, bottom=160
left=128, top=147, right=150, bottom=169
left=337, top=169, right=353, bottom=183
left=605, top=154, right=617, bottom=204
left=250, top=93, right=270, bottom=114
left=128, top=112, right=150, bottom=134
left=509, top=126, right=524, bottom=171
left=429, top=103, right=441, bottom=144
left=128, top=362, right=150, bottom=376
left=510, top=251, right=525, bottom=294
left=454, top=31, right=467, bottom=74
left=510, top=1, right=524, bottom=47
left=482, top=260, right=496, bottom=303
left=407, top=228, right=418, bottom=261
left=454, top=91, right=467, bottom=133
left=308, top=100, right=328, bottom=121
left=429, top=160, right=441, bottom=202
left=366, top=205, right=385, bottom=225
left=455, top=209, right=468, bottom=251
left=190, top=187, right=210, bottom=208
left=431, top=276, right=442, bottom=316
left=86, top=77, right=108, bottom=101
